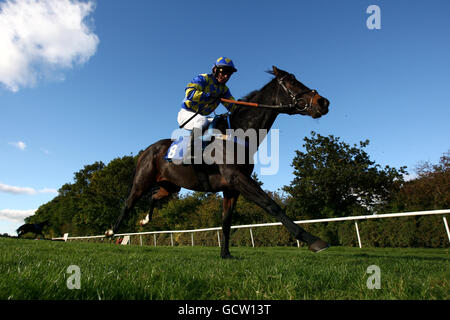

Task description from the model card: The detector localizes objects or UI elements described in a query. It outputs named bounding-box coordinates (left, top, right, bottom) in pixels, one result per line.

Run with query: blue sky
left=1, top=0, right=449, bottom=236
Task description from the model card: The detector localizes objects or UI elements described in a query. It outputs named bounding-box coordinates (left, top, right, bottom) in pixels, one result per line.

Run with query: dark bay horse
left=17, top=220, right=49, bottom=238
left=107, top=66, right=330, bottom=258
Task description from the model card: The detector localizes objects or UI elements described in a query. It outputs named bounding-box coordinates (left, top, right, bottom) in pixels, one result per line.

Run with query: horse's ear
left=272, top=66, right=279, bottom=76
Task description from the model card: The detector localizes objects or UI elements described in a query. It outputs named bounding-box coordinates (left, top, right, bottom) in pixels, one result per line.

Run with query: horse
left=16, top=220, right=49, bottom=238
left=106, top=66, right=330, bottom=258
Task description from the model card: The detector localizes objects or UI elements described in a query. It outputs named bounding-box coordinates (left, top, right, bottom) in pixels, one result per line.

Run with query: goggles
left=216, top=67, right=234, bottom=76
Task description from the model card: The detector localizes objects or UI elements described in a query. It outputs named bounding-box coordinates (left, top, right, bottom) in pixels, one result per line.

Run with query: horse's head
left=271, top=66, right=329, bottom=118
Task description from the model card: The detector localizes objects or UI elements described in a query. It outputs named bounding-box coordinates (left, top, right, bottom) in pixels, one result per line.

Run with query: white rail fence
left=52, top=209, right=450, bottom=248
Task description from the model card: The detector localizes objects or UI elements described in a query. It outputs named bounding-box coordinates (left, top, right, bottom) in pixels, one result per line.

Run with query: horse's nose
left=318, top=97, right=329, bottom=108
left=318, top=97, right=329, bottom=113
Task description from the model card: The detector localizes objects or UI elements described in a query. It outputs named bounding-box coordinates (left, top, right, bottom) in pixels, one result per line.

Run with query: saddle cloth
left=164, top=134, right=220, bottom=162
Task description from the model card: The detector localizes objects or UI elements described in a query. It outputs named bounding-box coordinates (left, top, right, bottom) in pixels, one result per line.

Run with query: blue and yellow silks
left=181, top=73, right=237, bottom=115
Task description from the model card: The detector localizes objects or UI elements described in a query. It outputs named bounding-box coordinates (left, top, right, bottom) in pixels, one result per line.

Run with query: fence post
left=443, top=216, right=450, bottom=243
left=250, top=228, right=255, bottom=248
left=171, top=233, right=174, bottom=246
left=355, top=221, right=362, bottom=248
left=191, top=233, right=194, bottom=246
left=140, top=235, right=143, bottom=246
left=217, top=230, right=221, bottom=247
left=154, top=234, right=157, bottom=246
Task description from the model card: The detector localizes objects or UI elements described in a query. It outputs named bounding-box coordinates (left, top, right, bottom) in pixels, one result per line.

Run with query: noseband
left=276, top=74, right=318, bottom=112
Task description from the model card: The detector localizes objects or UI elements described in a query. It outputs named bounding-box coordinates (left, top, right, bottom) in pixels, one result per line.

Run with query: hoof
left=139, top=215, right=150, bottom=226
left=221, top=253, right=235, bottom=259
left=309, top=239, right=330, bottom=253
left=105, top=229, right=114, bottom=238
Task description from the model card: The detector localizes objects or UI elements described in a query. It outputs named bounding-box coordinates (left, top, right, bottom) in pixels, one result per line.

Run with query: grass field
left=0, top=238, right=448, bottom=300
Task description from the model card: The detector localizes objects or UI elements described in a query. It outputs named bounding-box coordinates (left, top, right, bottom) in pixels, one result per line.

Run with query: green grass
left=0, top=238, right=448, bottom=300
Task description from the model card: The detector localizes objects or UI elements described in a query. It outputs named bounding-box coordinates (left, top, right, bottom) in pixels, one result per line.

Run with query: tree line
left=25, top=132, right=449, bottom=247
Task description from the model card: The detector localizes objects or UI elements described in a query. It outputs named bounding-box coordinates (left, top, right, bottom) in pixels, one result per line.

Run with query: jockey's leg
left=180, top=111, right=212, bottom=165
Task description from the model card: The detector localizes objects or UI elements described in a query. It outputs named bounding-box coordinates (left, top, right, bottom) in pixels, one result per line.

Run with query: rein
left=221, top=74, right=318, bottom=112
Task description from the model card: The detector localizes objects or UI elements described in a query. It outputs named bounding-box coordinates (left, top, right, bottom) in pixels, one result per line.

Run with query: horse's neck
left=231, top=80, right=278, bottom=133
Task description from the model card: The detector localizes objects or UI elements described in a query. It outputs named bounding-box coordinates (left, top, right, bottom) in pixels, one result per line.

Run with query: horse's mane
left=240, top=90, right=259, bottom=102
left=232, top=70, right=276, bottom=117
left=240, top=70, right=275, bottom=102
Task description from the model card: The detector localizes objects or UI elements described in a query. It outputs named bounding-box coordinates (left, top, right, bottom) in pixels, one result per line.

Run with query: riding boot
left=182, top=129, right=211, bottom=190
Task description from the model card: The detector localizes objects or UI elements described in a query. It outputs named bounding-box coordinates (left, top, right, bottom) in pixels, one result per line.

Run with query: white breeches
left=177, top=108, right=213, bottom=131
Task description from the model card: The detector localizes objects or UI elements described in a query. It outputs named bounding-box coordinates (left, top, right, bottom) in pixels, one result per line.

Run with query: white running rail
left=52, top=209, right=450, bottom=248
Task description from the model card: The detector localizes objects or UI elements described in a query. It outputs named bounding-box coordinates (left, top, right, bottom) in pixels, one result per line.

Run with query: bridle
left=220, top=73, right=320, bottom=112
left=275, top=74, right=318, bottom=112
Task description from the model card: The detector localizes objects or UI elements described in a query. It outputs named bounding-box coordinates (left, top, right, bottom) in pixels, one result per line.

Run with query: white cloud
left=0, top=209, right=36, bottom=223
left=38, top=187, right=58, bottom=194
left=0, top=182, right=57, bottom=195
left=0, top=0, right=99, bottom=92
left=8, top=140, right=26, bottom=150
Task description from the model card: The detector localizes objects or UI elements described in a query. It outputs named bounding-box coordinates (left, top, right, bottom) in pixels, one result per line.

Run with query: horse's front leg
left=221, top=190, right=239, bottom=259
left=219, top=165, right=329, bottom=252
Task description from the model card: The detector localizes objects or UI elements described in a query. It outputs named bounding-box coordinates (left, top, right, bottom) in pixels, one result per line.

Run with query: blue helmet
left=214, top=57, right=237, bottom=72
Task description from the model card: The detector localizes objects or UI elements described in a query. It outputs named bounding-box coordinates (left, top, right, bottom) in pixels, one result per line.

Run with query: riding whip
left=179, top=110, right=201, bottom=129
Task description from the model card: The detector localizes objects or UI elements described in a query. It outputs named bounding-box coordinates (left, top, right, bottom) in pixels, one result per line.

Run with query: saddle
left=164, top=115, right=228, bottom=191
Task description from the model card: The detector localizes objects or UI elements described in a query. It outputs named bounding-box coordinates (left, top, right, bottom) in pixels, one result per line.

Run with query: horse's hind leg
left=107, top=160, right=157, bottom=236
left=219, top=166, right=329, bottom=253
left=140, top=186, right=171, bottom=226
left=109, top=183, right=146, bottom=234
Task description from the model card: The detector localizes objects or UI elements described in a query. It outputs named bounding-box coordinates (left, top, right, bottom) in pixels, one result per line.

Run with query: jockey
left=177, top=57, right=238, bottom=131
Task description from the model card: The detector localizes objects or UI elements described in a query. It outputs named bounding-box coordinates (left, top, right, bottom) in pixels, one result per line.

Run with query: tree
left=283, top=132, right=406, bottom=220
left=392, top=151, right=449, bottom=211
left=30, top=156, right=151, bottom=236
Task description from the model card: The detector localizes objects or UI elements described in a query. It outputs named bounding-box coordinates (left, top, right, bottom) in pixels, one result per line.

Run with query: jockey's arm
left=220, top=88, right=237, bottom=113
left=184, top=75, right=214, bottom=105
left=184, top=74, right=237, bottom=114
